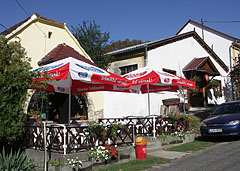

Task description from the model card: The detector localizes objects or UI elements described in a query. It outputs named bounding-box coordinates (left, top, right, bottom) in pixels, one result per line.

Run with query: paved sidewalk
left=89, top=107, right=213, bottom=170
left=148, top=149, right=189, bottom=159
left=144, top=106, right=214, bottom=170
left=186, top=106, right=214, bottom=115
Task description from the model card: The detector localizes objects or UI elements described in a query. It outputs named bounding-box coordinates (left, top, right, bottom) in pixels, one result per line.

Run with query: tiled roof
left=183, top=57, right=220, bottom=76
left=38, top=43, right=95, bottom=66
left=183, top=57, right=208, bottom=71
left=107, top=31, right=229, bottom=73
left=1, top=13, right=64, bottom=36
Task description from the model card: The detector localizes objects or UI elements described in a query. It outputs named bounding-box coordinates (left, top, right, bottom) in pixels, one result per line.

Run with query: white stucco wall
left=148, top=37, right=209, bottom=75
left=103, top=91, right=180, bottom=118
left=148, top=36, right=229, bottom=104
left=177, top=22, right=234, bottom=69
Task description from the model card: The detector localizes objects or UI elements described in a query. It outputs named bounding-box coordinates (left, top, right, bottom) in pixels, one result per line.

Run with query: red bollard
left=135, top=137, right=147, bottom=159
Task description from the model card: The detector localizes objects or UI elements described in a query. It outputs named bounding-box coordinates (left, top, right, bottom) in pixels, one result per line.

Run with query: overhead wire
left=15, top=0, right=47, bottom=38
left=203, top=20, right=240, bottom=23
left=15, top=0, right=47, bottom=53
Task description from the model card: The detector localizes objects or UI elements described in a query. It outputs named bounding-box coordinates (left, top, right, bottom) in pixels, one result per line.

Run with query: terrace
left=23, top=115, right=189, bottom=155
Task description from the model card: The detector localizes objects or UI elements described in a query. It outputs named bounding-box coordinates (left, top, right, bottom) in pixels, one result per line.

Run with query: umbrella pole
left=147, top=84, right=151, bottom=116
left=68, top=89, right=71, bottom=124
left=179, top=87, right=186, bottom=115
left=68, top=72, right=72, bottom=124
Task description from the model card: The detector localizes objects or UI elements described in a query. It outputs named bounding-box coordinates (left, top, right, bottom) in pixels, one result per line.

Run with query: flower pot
left=72, top=168, right=81, bottom=171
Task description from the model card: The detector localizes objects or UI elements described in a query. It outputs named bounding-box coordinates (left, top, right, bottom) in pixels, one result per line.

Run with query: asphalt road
left=146, top=138, right=240, bottom=171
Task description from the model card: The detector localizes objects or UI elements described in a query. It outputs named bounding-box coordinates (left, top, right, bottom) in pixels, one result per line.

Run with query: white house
left=176, top=20, right=240, bottom=101
left=103, top=21, right=240, bottom=118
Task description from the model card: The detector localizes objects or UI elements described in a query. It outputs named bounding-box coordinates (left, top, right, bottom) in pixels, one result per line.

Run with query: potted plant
left=79, top=115, right=85, bottom=120
left=74, top=113, right=86, bottom=120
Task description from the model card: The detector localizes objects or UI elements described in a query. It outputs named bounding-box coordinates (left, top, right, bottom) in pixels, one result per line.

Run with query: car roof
left=220, top=101, right=240, bottom=105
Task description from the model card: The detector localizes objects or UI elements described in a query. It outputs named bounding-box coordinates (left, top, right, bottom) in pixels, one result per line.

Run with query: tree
left=104, top=38, right=147, bottom=53
left=0, top=35, right=33, bottom=145
left=71, top=20, right=114, bottom=69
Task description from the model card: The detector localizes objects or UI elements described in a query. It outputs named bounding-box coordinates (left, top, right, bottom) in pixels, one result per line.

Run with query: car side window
left=235, top=104, right=240, bottom=113
left=212, top=105, right=224, bottom=114
left=212, top=103, right=240, bottom=115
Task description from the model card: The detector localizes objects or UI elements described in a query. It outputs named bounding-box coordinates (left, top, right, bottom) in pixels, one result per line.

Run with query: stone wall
left=87, top=95, right=103, bottom=122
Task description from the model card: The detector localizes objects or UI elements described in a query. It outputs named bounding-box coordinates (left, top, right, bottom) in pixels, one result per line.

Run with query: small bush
left=0, top=147, right=35, bottom=170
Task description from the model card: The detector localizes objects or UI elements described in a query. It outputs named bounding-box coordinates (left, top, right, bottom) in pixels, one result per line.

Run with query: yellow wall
left=7, top=14, right=101, bottom=116
left=232, top=46, right=240, bottom=66
left=88, top=92, right=103, bottom=111
left=8, top=17, right=91, bottom=69
left=109, top=56, right=145, bottom=75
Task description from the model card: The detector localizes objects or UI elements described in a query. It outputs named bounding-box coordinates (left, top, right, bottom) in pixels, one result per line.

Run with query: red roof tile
left=38, top=43, right=95, bottom=66
left=183, top=57, right=220, bottom=76
left=183, top=57, right=207, bottom=71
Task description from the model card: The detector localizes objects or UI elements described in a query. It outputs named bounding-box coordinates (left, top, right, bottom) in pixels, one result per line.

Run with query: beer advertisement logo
left=125, top=71, right=147, bottom=79
left=33, top=63, right=64, bottom=72
left=164, top=78, right=170, bottom=83
left=78, top=72, right=88, bottom=78
left=75, top=63, right=105, bottom=74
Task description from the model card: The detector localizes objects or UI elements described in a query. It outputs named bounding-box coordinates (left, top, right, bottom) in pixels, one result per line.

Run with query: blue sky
left=1, top=0, right=240, bottom=43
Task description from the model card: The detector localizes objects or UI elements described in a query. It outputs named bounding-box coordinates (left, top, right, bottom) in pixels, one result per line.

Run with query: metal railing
left=23, top=115, right=189, bottom=154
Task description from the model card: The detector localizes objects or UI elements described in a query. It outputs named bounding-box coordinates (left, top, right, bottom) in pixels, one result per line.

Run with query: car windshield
left=212, top=103, right=240, bottom=115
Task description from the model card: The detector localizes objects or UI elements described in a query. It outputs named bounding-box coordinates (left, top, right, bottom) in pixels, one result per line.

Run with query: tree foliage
left=71, top=20, right=114, bottom=69
left=0, top=35, right=33, bottom=145
left=104, top=38, right=146, bottom=53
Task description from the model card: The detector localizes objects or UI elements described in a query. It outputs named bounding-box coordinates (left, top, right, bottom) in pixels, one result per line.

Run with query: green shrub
left=0, top=147, right=35, bottom=170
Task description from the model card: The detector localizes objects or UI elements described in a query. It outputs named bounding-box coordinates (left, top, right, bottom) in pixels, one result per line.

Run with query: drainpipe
left=229, top=43, right=235, bottom=101
left=144, top=45, right=148, bottom=67
left=201, top=19, right=205, bottom=40
left=145, top=45, right=151, bottom=116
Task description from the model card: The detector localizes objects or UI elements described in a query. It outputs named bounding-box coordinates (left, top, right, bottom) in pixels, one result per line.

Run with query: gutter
left=229, top=41, right=238, bottom=101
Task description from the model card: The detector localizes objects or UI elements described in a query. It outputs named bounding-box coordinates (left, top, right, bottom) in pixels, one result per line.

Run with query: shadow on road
left=196, top=135, right=240, bottom=143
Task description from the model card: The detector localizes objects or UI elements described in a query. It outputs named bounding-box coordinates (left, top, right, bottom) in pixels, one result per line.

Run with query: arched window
left=27, top=91, right=88, bottom=123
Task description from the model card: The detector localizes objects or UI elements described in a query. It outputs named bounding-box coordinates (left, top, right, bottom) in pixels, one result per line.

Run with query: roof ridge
left=38, top=43, right=96, bottom=66
left=176, top=19, right=237, bottom=40
left=1, top=13, right=64, bottom=36
left=196, top=57, right=208, bottom=68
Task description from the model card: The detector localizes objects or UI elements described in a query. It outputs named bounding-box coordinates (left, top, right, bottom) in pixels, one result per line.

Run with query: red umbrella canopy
left=30, top=57, right=132, bottom=94
left=123, top=66, right=195, bottom=93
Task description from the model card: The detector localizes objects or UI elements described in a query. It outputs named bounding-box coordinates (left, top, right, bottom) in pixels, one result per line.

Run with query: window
left=119, top=64, right=138, bottom=75
left=48, top=31, right=52, bottom=39
left=162, top=68, right=176, bottom=75
left=212, top=79, right=222, bottom=98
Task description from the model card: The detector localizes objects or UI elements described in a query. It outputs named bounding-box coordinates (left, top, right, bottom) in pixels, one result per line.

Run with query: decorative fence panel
left=99, top=115, right=189, bottom=137
left=23, top=123, right=134, bottom=154
left=23, top=115, right=189, bottom=154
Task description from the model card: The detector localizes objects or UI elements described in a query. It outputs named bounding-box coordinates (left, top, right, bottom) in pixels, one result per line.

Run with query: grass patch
left=156, top=135, right=167, bottom=139
left=188, top=115, right=202, bottom=134
left=97, top=157, right=171, bottom=171
left=168, top=140, right=216, bottom=152
left=188, top=110, right=211, bottom=135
